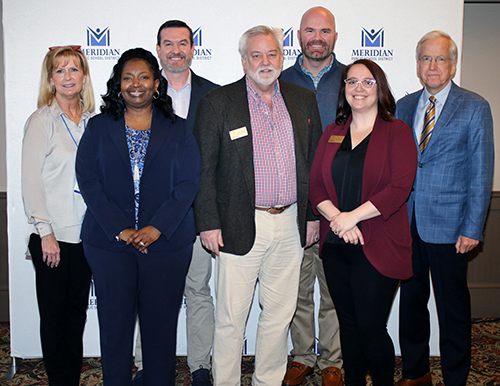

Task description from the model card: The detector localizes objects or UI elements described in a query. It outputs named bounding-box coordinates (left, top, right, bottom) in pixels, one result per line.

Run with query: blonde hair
left=38, top=46, right=95, bottom=113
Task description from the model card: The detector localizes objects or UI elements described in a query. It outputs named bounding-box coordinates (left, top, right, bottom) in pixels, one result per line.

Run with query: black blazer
left=193, top=77, right=322, bottom=255
left=76, top=107, right=201, bottom=252
left=185, top=71, right=219, bottom=131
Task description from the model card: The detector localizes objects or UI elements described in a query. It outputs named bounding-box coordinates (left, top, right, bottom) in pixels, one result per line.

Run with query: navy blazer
left=396, top=82, right=494, bottom=243
left=309, top=115, right=417, bottom=280
left=76, top=107, right=201, bottom=252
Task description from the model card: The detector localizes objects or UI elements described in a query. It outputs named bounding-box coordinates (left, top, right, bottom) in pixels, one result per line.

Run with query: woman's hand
left=329, top=212, right=359, bottom=238
left=341, top=226, right=365, bottom=245
left=40, top=234, right=60, bottom=268
left=129, top=226, right=161, bottom=253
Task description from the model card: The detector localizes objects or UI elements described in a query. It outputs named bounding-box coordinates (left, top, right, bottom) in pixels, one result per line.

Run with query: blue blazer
left=76, top=107, right=201, bottom=252
left=396, top=82, right=494, bottom=244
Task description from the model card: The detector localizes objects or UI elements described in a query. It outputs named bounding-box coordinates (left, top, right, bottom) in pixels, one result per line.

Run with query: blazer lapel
left=281, top=83, right=308, bottom=171
left=323, top=118, right=350, bottom=203
left=224, top=78, right=255, bottom=205
left=109, top=116, right=131, bottom=169
left=423, top=82, right=460, bottom=154
left=143, top=108, right=169, bottom=173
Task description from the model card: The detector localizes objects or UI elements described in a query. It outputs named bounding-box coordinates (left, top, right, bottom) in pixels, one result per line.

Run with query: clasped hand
left=119, top=225, right=161, bottom=253
left=329, top=212, right=365, bottom=245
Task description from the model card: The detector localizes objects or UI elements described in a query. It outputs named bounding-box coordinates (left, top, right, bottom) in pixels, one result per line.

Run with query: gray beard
left=161, top=57, right=193, bottom=73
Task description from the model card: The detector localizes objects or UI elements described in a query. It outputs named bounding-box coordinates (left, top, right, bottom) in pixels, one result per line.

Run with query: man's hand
left=200, top=229, right=224, bottom=256
left=306, top=221, right=320, bottom=248
left=455, top=235, right=479, bottom=254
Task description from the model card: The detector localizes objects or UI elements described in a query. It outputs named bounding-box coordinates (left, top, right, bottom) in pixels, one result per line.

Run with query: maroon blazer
left=309, top=115, right=417, bottom=280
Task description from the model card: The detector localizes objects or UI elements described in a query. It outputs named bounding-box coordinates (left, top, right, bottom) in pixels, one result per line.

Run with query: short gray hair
left=238, top=25, right=284, bottom=59
left=416, top=30, right=458, bottom=63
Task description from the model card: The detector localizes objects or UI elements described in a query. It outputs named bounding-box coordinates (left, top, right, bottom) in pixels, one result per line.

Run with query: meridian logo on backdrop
left=84, top=26, right=120, bottom=61
left=351, top=27, right=394, bottom=62
left=281, top=27, right=301, bottom=61
left=193, top=27, right=212, bottom=60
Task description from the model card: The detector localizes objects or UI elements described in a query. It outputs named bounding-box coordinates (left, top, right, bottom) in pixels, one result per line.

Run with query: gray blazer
left=193, top=77, right=322, bottom=255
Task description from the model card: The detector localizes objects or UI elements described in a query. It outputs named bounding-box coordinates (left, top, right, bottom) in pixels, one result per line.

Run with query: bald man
left=280, top=7, right=345, bottom=386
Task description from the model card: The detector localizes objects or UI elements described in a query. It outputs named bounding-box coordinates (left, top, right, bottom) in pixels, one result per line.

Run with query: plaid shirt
left=246, top=77, right=297, bottom=207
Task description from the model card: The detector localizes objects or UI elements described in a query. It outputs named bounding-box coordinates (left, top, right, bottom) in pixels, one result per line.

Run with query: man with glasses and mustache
left=280, top=7, right=345, bottom=386
left=132, top=19, right=218, bottom=386
left=193, top=25, right=322, bottom=386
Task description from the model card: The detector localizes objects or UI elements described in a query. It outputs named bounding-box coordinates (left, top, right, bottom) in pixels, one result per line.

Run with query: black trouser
left=322, top=242, right=399, bottom=386
left=29, top=234, right=92, bottom=386
left=399, top=218, right=471, bottom=386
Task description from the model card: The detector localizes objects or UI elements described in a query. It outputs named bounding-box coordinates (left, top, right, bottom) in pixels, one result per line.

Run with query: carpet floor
left=1, top=318, right=499, bottom=385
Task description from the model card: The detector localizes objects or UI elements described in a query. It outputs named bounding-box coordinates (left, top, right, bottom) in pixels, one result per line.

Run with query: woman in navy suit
left=309, top=59, right=417, bottom=385
left=76, top=48, right=201, bottom=386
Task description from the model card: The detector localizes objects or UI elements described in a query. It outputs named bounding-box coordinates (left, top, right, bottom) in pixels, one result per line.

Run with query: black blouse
left=324, top=128, right=371, bottom=244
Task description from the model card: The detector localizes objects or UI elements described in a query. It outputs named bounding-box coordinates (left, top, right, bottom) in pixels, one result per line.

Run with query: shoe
left=321, top=367, right=343, bottom=386
left=132, top=369, right=143, bottom=386
left=283, top=362, right=314, bottom=385
left=192, top=368, right=212, bottom=386
left=395, top=372, right=432, bottom=386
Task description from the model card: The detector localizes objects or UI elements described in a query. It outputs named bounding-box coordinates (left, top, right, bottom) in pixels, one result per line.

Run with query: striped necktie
left=419, top=96, right=436, bottom=152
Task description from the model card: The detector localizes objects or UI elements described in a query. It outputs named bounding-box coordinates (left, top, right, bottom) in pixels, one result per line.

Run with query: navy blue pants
left=84, top=242, right=192, bottom=386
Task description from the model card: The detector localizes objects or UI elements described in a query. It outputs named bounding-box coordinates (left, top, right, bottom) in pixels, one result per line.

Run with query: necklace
left=125, top=110, right=152, bottom=181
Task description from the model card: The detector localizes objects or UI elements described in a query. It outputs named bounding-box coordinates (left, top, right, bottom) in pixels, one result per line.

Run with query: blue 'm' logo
left=87, top=26, right=110, bottom=46
left=283, top=27, right=293, bottom=47
left=362, top=28, right=384, bottom=47
left=193, top=27, right=202, bottom=47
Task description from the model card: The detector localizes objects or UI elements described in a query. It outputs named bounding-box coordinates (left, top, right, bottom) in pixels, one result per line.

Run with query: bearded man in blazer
left=395, top=31, right=494, bottom=386
left=193, top=26, right=322, bottom=386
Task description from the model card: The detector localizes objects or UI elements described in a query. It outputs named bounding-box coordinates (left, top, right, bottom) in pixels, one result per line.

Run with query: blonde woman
left=22, top=45, right=95, bottom=386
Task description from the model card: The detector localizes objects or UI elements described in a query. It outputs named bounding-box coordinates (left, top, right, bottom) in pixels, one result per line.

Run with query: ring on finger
left=140, top=241, right=145, bottom=247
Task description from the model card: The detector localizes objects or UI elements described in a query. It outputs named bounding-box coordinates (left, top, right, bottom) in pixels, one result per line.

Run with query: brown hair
left=336, top=59, right=395, bottom=124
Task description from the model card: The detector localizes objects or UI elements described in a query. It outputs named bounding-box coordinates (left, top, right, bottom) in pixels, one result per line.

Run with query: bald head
left=298, top=6, right=337, bottom=66
left=300, top=7, right=336, bottom=33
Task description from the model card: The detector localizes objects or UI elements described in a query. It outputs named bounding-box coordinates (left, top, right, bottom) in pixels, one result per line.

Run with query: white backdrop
left=5, top=0, right=463, bottom=359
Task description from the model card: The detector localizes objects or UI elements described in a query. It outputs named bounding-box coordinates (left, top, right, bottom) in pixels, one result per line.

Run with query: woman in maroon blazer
left=309, top=59, right=417, bottom=386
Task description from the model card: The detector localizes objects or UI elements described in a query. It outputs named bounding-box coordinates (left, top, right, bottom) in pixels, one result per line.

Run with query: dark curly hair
left=336, top=59, right=395, bottom=125
left=100, top=47, right=175, bottom=121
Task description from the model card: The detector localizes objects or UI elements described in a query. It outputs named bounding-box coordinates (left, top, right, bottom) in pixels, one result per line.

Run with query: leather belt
left=255, top=205, right=291, bottom=214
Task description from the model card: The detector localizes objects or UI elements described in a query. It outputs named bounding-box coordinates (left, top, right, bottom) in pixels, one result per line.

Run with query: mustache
left=258, top=66, right=275, bottom=73
left=167, top=52, right=187, bottom=59
left=307, top=40, right=326, bottom=47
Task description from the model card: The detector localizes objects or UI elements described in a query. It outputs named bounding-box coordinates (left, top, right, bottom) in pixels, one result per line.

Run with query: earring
left=118, top=91, right=122, bottom=98
left=153, top=91, right=159, bottom=99
left=50, top=83, right=55, bottom=94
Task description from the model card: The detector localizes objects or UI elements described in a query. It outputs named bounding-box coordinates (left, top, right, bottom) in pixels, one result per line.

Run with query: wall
left=0, top=2, right=499, bottom=325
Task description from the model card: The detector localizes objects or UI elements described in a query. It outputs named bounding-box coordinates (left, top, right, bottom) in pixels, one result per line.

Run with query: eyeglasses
left=48, top=45, right=82, bottom=52
left=419, top=55, right=451, bottom=65
left=344, top=78, right=377, bottom=90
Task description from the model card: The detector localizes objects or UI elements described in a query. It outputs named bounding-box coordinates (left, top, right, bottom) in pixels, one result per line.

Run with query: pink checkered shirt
left=246, top=77, right=297, bottom=207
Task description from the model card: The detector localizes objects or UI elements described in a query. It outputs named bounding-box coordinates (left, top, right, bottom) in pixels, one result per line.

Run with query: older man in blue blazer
left=395, top=31, right=494, bottom=386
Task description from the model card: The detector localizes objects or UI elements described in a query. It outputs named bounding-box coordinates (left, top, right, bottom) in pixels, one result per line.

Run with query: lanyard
left=61, top=114, right=87, bottom=147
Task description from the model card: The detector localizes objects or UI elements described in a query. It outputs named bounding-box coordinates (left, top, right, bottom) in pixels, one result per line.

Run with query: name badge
left=328, top=135, right=344, bottom=143
left=230, top=126, right=248, bottom=140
